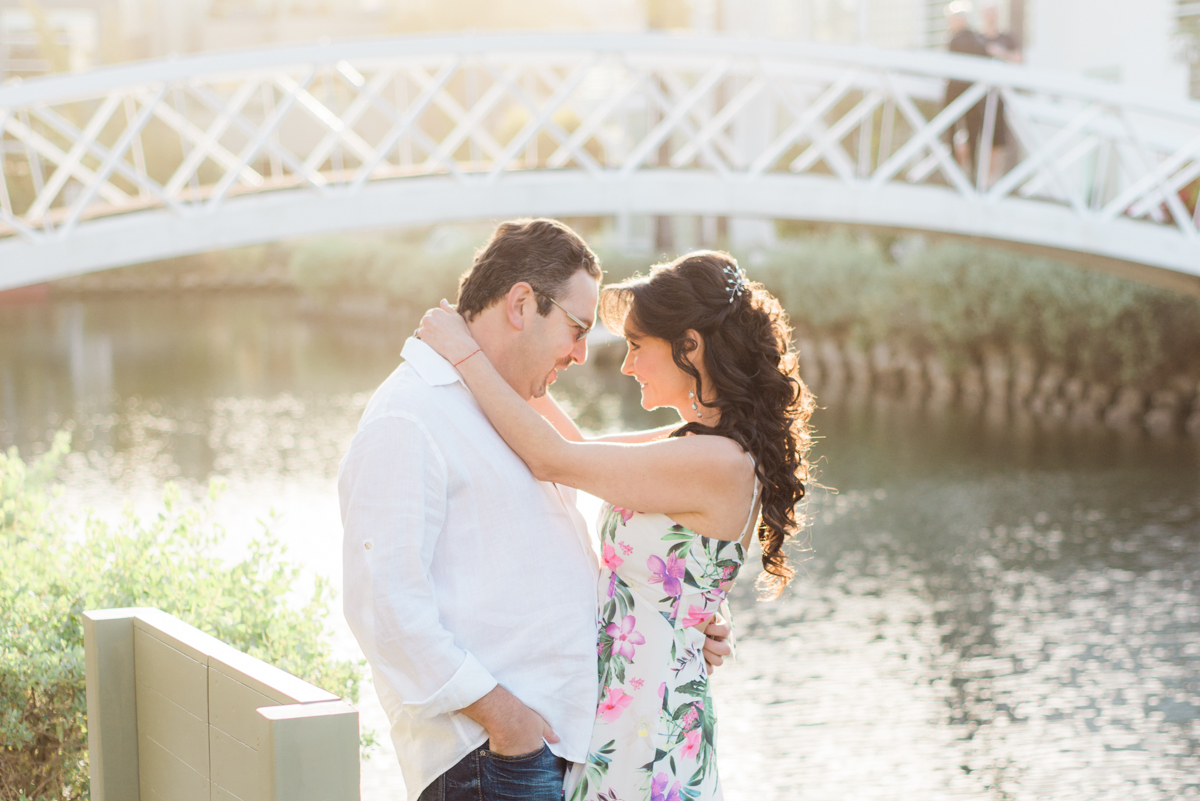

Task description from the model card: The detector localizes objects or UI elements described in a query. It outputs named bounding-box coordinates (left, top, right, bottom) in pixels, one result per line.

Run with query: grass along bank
left=48, top=226, right=1200, bottom=436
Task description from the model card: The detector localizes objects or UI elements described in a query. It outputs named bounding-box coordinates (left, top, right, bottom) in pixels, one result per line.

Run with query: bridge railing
left=1, top=35, right=1199, bottom=286
left=84, top=607, right=359, bottom=801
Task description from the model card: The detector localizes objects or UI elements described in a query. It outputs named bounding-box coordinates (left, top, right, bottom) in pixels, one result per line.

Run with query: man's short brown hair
left=457, top=219, right=601, bottom=321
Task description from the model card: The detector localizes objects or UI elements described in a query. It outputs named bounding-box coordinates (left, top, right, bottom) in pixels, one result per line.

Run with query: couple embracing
left=340, top=219, right=813, bottom=801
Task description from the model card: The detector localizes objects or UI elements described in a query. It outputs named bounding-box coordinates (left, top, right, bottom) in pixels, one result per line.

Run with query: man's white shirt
left=339, top=338, right=600, bottom=801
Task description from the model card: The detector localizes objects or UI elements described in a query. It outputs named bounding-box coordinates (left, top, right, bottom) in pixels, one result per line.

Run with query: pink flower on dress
left=612, top=506, right=635, bottom=524
left=681, top=707, right=698, bottom=729
left=651, top=773, right=682, bottom=801
left=605, top=615, right=646, bottom=660
left=658, top=682, right=667, bottom=699
left=602, top=543, right=624, bottom=571
left=619, top=541, right=633, bottom=556
left=597, top=687, right=633, bottom=722
left=681, top=729, right=702, bottom=759
left=647, top=554, right=686, bottom=597
left=606, top=572, right=618, bottom=599
left=630, top=678, right=644, bottom=690
left=682, top=604, right=713, bottom=628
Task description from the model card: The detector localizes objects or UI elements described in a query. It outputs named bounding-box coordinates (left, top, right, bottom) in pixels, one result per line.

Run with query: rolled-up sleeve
left=340, top=414, right=498, bottom=719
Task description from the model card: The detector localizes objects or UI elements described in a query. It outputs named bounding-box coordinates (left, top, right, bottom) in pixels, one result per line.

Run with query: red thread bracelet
left=453, top=348, right=482, bottom=367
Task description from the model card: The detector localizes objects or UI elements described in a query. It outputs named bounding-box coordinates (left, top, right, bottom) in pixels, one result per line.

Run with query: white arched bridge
left=2, top=34, right=1199, bottom=294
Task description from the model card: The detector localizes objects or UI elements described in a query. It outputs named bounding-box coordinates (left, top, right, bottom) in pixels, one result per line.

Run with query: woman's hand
left=417, top=300, right=480, bottom=365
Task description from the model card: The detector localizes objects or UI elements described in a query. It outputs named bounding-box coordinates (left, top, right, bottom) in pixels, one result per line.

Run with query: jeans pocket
left=479, top=743, right=565, bottom=801
left=482, top=742, right=548, bottom=762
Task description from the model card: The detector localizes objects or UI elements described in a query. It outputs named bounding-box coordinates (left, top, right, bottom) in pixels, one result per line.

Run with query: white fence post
left=83, top=608, right=148, bottom=801
left=83, top=607, right=361, bottom=801
left=259, top=701, right=361, bottom=801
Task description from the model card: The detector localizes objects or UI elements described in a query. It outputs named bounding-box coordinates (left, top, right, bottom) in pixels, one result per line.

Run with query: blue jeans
left=418, top=741, right=567, bottom=801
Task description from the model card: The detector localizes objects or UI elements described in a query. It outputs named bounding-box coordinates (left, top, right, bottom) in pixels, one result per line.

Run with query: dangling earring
left=689, top=390, right=701, bottom=418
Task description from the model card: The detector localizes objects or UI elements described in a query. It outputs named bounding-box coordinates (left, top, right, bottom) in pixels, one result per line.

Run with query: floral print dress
left=568, top=485, right=758, bottom=801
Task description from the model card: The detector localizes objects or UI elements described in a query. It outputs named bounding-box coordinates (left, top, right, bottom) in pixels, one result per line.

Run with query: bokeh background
left=2, top=2, right=1199, bottom=800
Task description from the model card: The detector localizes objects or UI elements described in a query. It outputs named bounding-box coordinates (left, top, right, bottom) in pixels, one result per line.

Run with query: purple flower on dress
left=606, top=572, right=618, bottom=599
left=651, top=773, right=682, bottom=801
left=605, top=615, right=646, bottom=660
left=647, top=554, right=685, bottom=597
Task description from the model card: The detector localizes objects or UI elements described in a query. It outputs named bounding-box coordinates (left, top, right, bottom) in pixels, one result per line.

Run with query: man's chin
left=531, top=365, right=567, bottom=398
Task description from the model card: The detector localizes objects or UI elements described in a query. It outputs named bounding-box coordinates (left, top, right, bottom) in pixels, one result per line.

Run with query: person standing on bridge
left=339, top=219, right=734, bottom=801
left=979, top=1, right=1023, bottom=182
left=417, top=248, right=815, bottom=801
left=943, top=2, right=991, bottom=178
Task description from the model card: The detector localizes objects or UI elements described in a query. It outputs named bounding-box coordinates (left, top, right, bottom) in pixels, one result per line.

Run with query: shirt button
left=364, top=542, right=372, bottom=550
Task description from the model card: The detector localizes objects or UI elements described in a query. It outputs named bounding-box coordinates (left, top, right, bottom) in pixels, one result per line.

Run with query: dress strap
left=738, top=454, right=761, bottom=549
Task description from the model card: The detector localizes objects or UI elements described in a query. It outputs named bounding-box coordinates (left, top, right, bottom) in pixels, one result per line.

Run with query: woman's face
left=620, top=326, right=694, bottom=414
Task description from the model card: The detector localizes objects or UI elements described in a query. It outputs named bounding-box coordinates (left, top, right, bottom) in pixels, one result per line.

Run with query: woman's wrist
left=452, top=347, right=482, bottom=368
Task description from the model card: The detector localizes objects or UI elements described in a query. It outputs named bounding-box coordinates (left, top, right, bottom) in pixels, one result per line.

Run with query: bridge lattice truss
left=1, top=35, right=1199, bottom=291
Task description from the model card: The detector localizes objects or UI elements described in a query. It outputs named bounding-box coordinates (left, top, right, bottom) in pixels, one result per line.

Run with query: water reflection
left=2, top=293, right=1198, bottom=800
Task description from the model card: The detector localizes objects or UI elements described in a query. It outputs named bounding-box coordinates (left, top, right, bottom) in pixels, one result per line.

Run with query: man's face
left=515, top=269, right=600, bottom=399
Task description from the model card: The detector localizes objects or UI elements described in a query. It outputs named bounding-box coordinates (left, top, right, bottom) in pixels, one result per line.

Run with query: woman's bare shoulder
left=667, top=432, right=754, bottom=475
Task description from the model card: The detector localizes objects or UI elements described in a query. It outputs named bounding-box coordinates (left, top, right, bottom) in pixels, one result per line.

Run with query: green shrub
left=0, top=434, right=365, bottom=801
left=748, top=234, right=1200, bottom=386
left=287, top=232, right=470, bottom=314
left=126, top=223, right=1200, bottom=388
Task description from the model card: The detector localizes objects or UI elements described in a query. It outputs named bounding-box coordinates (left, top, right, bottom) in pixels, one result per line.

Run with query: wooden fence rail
left=83, top=607, right=360, bottom=801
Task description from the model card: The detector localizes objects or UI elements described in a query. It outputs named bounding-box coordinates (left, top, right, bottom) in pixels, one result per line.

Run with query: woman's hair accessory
left=723, top=263, right=748, bottom=304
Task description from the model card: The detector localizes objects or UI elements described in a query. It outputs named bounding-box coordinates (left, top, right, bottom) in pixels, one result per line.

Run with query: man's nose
left=571, top=336, right=588, bottom=365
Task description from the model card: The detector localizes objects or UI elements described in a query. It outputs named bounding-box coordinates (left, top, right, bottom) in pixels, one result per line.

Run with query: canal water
left=3, top=292, right=1198, bottom=800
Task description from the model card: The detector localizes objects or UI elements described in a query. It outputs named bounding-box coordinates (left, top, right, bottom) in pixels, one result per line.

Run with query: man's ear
left=505, top=282, right=536, bottom=331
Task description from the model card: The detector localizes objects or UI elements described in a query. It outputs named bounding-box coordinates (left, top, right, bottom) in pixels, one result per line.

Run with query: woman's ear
left=505, top=282, right=535, bottom=331
left=683, top=329, right=705, bottom=367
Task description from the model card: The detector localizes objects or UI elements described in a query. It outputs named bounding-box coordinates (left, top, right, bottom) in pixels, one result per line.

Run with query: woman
left=417, top=251, right=814, bottom=801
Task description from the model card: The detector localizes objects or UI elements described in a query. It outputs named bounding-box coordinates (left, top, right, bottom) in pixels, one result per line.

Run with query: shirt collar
left=401, top=337, right=465, bottom=388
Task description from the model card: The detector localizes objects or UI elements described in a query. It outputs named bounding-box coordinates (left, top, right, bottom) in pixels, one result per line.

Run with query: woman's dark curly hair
left=600, top=251, right=815, bottom=597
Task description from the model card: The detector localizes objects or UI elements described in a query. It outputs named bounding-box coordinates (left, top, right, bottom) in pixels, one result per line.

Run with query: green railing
left=84, top=607, right=360, bottom=801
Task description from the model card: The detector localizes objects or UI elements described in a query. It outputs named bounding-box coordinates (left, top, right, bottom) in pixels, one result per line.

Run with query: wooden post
left=258, top=701, right=360, bottom=801
left=83, top=608, right=147, bottom=801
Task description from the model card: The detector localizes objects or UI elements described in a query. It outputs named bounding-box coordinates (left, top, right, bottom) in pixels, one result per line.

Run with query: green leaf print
left=674, top=679, right=708, bottom=698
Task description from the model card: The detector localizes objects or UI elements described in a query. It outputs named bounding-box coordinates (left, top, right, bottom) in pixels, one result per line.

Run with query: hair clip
left=722, top=263, right=747, bottom=304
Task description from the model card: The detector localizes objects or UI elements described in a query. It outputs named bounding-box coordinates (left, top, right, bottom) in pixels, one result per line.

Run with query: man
left=981, top=2, right=1022, bottom=65
left=340, top=218, right=730, bottom=801
left=979, top=1, right=1022, bottom=182
left=943, top=2, right=990, bottom=177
